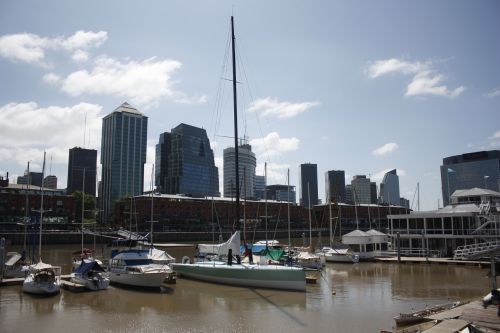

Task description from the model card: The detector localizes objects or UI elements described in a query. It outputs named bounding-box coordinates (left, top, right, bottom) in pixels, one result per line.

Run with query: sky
left=0, top=0, right=499, bottom=211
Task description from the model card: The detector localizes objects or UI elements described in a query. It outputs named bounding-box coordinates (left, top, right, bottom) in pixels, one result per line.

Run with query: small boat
left=320, top=247, right=359, bottom=263
left=72, top=248, right=103, bottom=270
left=3, top=252, right=29, bottom=278
left=294, top=250, right=323, bottom=270
left=393, top=302, right=461, bottom=326
left=108, top=240, right=175, bottom=288
left=22, top=261, right=61, bottom=295
left=70, top=260, right=109, bottom=291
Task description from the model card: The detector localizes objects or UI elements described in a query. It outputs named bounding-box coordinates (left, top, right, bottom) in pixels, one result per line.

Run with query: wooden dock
left=1, top=274, right=72, bottom=286
left=376, top=256, right=489, bottom=267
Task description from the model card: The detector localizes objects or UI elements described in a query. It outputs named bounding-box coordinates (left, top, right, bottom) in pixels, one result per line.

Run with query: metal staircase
left=453, top=240, right=500, bottom=260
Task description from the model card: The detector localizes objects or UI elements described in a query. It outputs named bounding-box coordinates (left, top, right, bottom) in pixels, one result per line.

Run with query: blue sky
left=0, top=0, right=499, bottom=210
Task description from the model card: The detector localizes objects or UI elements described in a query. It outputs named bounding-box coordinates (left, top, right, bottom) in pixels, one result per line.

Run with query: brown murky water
left=0, top=245, right=489, bottom=332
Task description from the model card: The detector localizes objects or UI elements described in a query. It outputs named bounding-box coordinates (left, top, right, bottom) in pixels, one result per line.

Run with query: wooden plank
left=427, top=304, right=467, bottom=320
left=423, top=319, right=469, bottom=333
left=460, top=301, right=500, bottom=331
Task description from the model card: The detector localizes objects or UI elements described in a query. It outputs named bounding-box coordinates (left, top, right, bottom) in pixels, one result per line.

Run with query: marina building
left=299, top=163, right=318, bottom=208
left=351, top=175, right=371, bottom=204
left=223, top=143, right=256, bottom=199
left=441, top=150, right=500, bottom=206
left=325, top=170, right=346, bottom=203
left=160, top=123, right=219, bottom=197
left=388, top=188, right=500, bottom=257
left=266, top=184, right=296, bottom=203
left=67, top=147, right=97, bottom=196
left=379, top=169, right=400, bottom=205
left=100, top=102, right=148, bottom=223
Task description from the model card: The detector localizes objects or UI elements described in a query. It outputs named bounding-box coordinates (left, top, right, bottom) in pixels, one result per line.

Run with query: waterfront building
left=17, top=172, right=43, bottom=187
left=266, top=184, right=296, bottom=203
left=163, top=123, right=219, bottom=197
left=351, top=175, right=371, bottom=204
left=43, top=175, right=57, bottom=189
left=400, top=197, right=410, bottom=209
left=299, top=163, right=318, bottom=208
left=379, top=169, right=400, bottom=205
left=345, top=184, right=353, bottom=204
left=254, top=175, right=266, bottom=200
left=155, top=132, right=171, bottom=194
left=441, top=150, right=500, bottom=206
left=370, top=181, right=377, bottom=204
left=388, top=188, right=500, bottom=257
left=100, top=102, right=148, bottom=223
left=223, top=143, right=255, bottom=199
left=325, top=170, right=346, bottom=203
left=67, top=147, right=97, bottom=196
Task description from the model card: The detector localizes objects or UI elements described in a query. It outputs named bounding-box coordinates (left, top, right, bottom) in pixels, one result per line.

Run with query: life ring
left=181, top=256, right=191, bottom=264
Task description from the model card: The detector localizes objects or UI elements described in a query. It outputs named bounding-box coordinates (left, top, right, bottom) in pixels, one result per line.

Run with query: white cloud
left=372, top=142, right=399, bottom=156
left=43, top=73, right=61, bottom=85
left=0, top=102, right=103, bottom=168
left=371, top=168, right=406, bottom=183
left=485, top=87, right=500, bottom=98
left=0, top=30, right=107, bottom=66
left=247, top=97, right=319, bottom=119
left=491, top=131, right=500, bottom=139
left=250, top=132, right=299, bottom=158
left=143, top=140, right=157, bottom=192
left=55, top=56, right=184, bottom=107
left=367, top=58, right=464, bottom=99
left=71, top=49, right=89, bottom=62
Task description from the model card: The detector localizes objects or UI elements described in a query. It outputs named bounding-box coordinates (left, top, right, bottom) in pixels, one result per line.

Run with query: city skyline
left=0, top=1, right=499, bottom=210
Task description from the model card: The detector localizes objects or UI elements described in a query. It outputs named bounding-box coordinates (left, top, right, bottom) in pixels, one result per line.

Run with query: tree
left=73, top=191, right=96, bottom=224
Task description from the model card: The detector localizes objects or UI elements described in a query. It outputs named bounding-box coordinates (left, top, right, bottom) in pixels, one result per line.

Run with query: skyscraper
left=325, top=170, right=346, bottom=203
left=351, top=175, right=371, bottom=204
left=155, top=132, right=171, bottom=194
left=253, top=175, right=266, bottom=200
left=165, top=123, right=219, bottom=197
left=370, top=181, right=378, bottom=204
left=224, top=143, right=255, bottom=199
left=100, top=102, right=148, bottom=223
left=17, top=172, right=43, bottom=187
left=67, top=147, right=97, bottom=196
left=441, top=150, right=500, bottom=206
left=299, top=163, right=318, bottom=208
left=379, top=169, right=400, bottom=205
left=43, top=175, right=57, bottom=189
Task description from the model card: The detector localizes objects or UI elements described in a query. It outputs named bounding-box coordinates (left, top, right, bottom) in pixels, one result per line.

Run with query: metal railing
left=453, top=240, right=500, bottom=260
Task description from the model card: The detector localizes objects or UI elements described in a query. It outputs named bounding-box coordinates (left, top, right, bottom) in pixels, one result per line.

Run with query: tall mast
left=287, top=169, right=291, bottom=250
left=231, top=16, right=240, bottom=230
left=150, top=164, right=154, bottom=247
left=23, top=161, right=30, bottom=252
left=81, top=168, right=85, bottom=254
left=38, top=152, right=46, bottom=262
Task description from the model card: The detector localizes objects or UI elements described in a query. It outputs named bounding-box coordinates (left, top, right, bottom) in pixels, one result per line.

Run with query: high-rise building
left=100, top=102, right=148, bottom=223
left=266, top=184, right=296, bottom=203
left=67, top=147, right=97, bottom=196
left=325, top=170, right=346, bottom=203
left=223, top=144, right=256, bottom=199
left=253, top=175, right=266, bottom=200
left=441, top=150, right=500, bottom=206
left=370, top=182, right=377, bottom=204
left=351, top=175, right=371, bottom=204
left=155, top=132, right=171, bottom=194
left=164, top=123, right=219, bottom=197
left=43, top=175, right=57, bottom=189
left=379, top=169, right=400, bottom=205
left=299, top=163, right=318, bottom=208
left=17, top=172, right=43, bottom=187
left=400, top=197, right=410, bottom=209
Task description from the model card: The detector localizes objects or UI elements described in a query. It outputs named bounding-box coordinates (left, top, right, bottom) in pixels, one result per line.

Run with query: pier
left=376, top=256, right=489, bottom=267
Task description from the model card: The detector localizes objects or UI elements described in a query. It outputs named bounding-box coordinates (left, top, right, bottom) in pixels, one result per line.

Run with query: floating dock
left=376, top=256, right=488, bottom=267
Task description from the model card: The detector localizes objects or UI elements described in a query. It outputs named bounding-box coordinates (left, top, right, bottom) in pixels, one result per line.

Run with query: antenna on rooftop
left=83, top=112, right=88, bottom=147
left=49, top=154, right=53, bottom=175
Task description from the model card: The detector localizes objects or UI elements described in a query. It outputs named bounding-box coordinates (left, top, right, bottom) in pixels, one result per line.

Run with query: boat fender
left=181, top=256, right=191, bottom=264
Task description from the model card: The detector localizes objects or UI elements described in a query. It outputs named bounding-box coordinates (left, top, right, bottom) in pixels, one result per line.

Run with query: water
left=0, top=245, right=489, bottom=332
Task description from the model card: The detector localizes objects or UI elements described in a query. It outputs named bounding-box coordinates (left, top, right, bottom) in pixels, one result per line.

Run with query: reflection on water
left=0, top=244, right=490, bottom=333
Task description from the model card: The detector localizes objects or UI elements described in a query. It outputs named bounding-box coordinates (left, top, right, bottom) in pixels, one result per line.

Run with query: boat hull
left=324, top=254, right=359, bottom=263
left=22, top=275, right=60, bottom=295
left=172, top=262, right=306, bottom=291
left=108, top=271, right=169, bottom=288
left=71, top=273, right=110, bottom=291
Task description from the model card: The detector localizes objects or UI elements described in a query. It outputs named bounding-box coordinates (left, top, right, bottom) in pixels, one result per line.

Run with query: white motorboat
left=22, top=261, right=61, bottom=295
left=71, top=259, right=109, bottom=291
left=320, top=247, right=360, bottom=263
left=108, top=242, right=175, bottom=288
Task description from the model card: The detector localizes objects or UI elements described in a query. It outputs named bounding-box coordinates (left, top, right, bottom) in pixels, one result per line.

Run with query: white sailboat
left=172, top=16, right=306, bottom=291
left=23, top=152, right=61, bottom=296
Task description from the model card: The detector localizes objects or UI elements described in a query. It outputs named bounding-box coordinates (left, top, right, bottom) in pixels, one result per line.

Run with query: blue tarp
left=74, top=260, right=105, bottom=274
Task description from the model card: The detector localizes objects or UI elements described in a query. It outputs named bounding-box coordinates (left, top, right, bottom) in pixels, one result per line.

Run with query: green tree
left=73, top=191, right=96, bottom=224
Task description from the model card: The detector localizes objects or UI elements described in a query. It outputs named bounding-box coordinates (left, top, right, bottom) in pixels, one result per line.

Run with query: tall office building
left=100, top=102, right=148, bottom=222
left=351, top=175, right=371, bottom=204
left=299, top=163, right=318, bottom=208
left=253, top=175, right=266, bottom=200
left=325, top=170, right=346, bottom=203
left=164, top=123, right=219, bottom=197
left=67, top=147, right=97, bottom=196
left=17, top=172, right=43, bottom=187
left=379, top=169, right=400, bottom=205
left=441, top=150, right=500, bottom=206
left=43, top=175, right=57, bottom=189
left=345, top=184, right=353, bottom=204
left=155, top=132, right=171, bottom=193
left=223, top=143, right=256, bottom=199
left=370, top=182, right=378, bottom=204
left=266, top=185, right=296, bottom=203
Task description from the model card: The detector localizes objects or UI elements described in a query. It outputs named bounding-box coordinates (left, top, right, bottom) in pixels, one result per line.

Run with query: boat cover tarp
left=149, top=248, right=175, bottom=262
left=263, top=248, right=285, bottom=261
left=5, top=253, right=22, bottom=266
left=198, top=231, right=241, bottom=255
left=74, top=260, right=105, bottom=274
left=297, top=251, right=320, bottom=260
left=30, top=261, right=56, bottom=271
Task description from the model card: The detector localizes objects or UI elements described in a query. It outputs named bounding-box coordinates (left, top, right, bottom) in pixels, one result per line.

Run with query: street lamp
left=484, top=175, right=490, bottom=189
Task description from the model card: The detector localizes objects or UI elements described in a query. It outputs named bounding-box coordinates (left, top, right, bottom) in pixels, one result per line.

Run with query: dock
left=1, top=274, right=72, bottom=287
left=376, top=256, right=489, bottom=267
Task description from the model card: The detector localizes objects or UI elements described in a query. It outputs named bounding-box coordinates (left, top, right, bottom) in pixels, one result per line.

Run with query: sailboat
left=22, top=152, right=61, bottom=296
left=172, top=16, right=306, bottom=291
left=70, top=167, right=110, bottom=291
